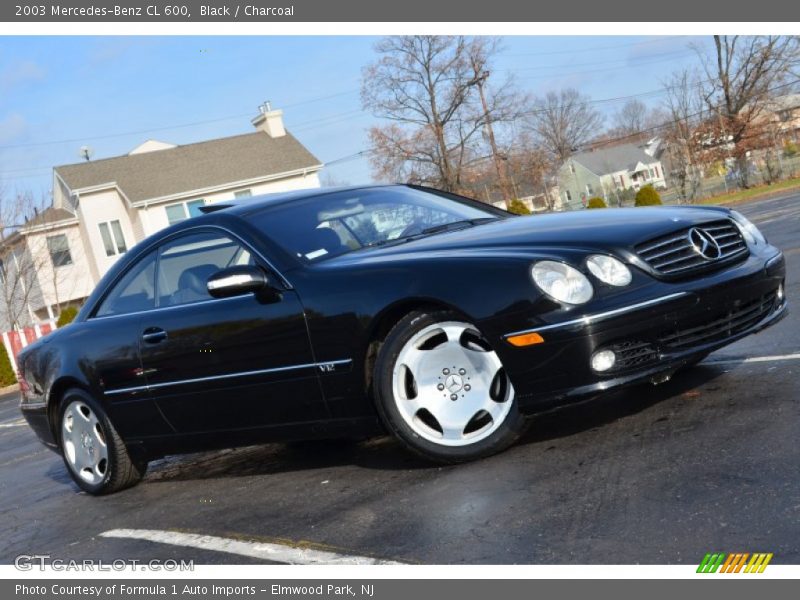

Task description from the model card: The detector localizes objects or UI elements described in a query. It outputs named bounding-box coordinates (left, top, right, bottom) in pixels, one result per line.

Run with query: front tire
left=374, top=310, right=527, bottom=463
left=58, top=388, right=147, bottom=495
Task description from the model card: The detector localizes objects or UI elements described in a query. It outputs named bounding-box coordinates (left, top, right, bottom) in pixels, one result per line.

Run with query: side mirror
left=207, top=265, right=268, bottom=299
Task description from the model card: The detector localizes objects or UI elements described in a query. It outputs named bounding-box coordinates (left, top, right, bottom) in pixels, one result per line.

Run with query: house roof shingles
left=23, top=206, right=76, bottom=228
left=570, top=143, right=657, bottom=176
left=54, top=131, right=322, bottom=203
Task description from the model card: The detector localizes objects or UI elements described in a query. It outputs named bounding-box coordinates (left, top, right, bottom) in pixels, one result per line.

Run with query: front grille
left=635, top=219, right=748, bottom=276
left=659, top=290, right=778, bottom=349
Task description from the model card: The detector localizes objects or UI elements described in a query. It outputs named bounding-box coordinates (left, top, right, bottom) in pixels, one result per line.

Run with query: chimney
left=251, top=101, right=285, bottom=138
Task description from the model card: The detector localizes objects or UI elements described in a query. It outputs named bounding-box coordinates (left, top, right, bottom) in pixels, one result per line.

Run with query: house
left=762, top=93, right=800, bottom=146
left=0, top=104, right=322, bottom=331
left=558, top=143, right=667, bottom=210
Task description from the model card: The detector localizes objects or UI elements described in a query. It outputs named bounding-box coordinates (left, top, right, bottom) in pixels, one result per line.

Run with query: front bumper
left=496, top=251, right=787, bottom=415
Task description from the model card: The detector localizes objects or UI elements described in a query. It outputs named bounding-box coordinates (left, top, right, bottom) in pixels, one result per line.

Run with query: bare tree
left=465, top=37, right=527, bottom=204
left=525, top=88, right=604, bottom=163
left=0, top=188, right=75, bottom=331
left=610, top=99, right=651, bottom=138
left=362, top=36, right=487, bottom=192
left=696, top=35, right=799, bottom=187
left=0, top=190, right=42, bottom=330
left=661, top=70, right=705, bottom=201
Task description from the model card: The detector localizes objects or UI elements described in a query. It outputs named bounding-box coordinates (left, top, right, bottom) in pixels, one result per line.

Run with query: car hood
left=326, top=206, right=732, bottom=264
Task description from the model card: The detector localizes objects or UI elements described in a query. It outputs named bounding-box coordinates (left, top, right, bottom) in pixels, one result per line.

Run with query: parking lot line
left=705, top=353, right=800, bottom=365
left=99, top=529, right=405, bottom=565
left=0, top=419, right=26, bottom=428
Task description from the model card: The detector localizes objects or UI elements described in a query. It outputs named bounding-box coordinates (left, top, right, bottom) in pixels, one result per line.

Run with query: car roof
left=200, top=184, right=403, bottom=217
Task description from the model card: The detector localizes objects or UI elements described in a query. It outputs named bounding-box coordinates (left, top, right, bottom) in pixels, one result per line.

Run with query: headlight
left=531, top=261, right=594, bottom=305
left=586, top=255, right=632, bottom=286
left=730, top=210, right=767, bottom=246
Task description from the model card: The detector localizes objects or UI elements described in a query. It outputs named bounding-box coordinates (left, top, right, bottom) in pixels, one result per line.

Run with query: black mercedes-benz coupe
left=18, top=184, right=786, bottom=494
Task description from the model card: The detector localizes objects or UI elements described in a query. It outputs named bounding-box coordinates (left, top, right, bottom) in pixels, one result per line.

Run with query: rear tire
left=373, top=310, right=528, bottom=464
left=58, top=388, right=147, bottom=495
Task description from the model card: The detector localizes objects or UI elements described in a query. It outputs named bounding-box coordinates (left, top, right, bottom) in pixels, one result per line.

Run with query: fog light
left=591, top=350, right=616, bottom=372
left=777, top=284, right=784, bottom=301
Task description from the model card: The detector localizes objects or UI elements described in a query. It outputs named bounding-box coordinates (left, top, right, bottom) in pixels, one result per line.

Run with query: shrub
left=635, top=184, right=662, bottom=206
left=586, top=197, right=607, bottom=209
left=507, top=198, right=532, bottom=215
left=56, top=306, right=78, bottom=327
left=0, top=343, right=16, bottom=387
left=784, top=141, right=798, bottom=157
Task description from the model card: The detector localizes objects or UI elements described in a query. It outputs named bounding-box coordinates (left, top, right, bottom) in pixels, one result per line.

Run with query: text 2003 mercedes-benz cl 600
left=18, top=185, right=786, bottom=494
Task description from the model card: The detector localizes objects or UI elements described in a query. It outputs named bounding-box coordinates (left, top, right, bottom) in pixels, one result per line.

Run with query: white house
left=558, top=142, right=667, bottom=209
left=0, top=105, right=322, bottom=330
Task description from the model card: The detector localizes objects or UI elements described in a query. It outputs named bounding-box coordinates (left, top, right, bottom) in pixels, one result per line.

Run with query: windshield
left=250, top=186, right=502, bottom=262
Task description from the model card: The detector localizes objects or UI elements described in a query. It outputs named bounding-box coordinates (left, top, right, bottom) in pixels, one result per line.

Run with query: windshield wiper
left=420, top=217, right=497, bottom=236
left=359, top=217, right=498, bottom=251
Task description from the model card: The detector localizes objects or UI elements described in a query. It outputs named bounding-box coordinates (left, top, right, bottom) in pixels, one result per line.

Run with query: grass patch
left=699, top=176, right=800, bottom=206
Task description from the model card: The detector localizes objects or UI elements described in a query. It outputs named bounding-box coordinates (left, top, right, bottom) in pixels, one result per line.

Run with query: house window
left=569, top=163, right=576, bottom=174
left=47, top=234, right=72, bottom=267
left=98, top=220, right=127, bottom=257
left=165, top=199, right=206, bottom=225
left=655, top=166, right=660, bottom=178
left=234, top=189, right=252, bottom=199
left=565, top=190, right=573, bottom=202
left=586, top=183, right=594, bottom=196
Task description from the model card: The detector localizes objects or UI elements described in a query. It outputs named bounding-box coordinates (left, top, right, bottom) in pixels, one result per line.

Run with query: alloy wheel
left=391, top=321, right=514, bottom=446
left=61, top=400, right=109, bottom=485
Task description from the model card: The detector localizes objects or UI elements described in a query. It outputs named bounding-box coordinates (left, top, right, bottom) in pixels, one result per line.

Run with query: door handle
left=142, top=327, right=168, bottom=344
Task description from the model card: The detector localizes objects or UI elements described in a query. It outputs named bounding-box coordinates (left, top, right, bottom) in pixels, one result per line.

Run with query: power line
left=502, top=36, right=690, bottom=58
left=0, top=79, right=717, bottom=179
left=0, top=46, right=707, bottom=156
left=323, top=78, right=800, bottom=171
left=500, top=49, right=696, bottom=73
left=0, top=88, right=360, bottom=151
left=0, top=47, right=703, bottom=154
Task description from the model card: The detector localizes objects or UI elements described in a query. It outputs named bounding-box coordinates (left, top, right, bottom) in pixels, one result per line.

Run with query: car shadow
left=517, top=362, right=728, bottom=446
left=141, top=363, right=729, bottom=484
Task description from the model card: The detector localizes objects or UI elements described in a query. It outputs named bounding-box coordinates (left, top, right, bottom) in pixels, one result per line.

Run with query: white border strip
left=705, top=353, right=800, bottom=365
left=99, top=529, right=404, bottom=565
left=1, top=23, right=800, bottom=35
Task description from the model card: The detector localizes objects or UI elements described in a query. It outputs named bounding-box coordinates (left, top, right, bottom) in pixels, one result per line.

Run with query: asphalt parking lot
left=1, top=194, right=798, bottom=565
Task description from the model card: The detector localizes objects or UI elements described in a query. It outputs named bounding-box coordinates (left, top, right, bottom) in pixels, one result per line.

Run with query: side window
left=98, top=220, right=127, bottom=256
left=157, top=232, right=253, bottom=308
left=47, top=234, right=73, bottom=267
left=95, top=251, right=157, bottom=317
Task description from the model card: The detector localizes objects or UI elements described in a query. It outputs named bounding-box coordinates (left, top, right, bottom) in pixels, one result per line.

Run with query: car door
left=138, top=229, right=326, bottom=434
left=84, top=249, right=174, bottom=439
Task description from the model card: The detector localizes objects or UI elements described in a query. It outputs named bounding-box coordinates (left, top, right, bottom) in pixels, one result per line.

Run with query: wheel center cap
left=444, top=374, right=464, bottom=393
left=81, top=432, right=91, bottom=448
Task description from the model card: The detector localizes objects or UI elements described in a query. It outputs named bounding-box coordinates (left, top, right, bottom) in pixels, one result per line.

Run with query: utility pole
left=470, top=62, right=513, bottom=208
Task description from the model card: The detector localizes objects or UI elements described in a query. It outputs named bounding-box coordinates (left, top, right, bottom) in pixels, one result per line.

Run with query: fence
left=2, top=320, right=57, bottom=373
left=660, top=154, right=800, bottom=205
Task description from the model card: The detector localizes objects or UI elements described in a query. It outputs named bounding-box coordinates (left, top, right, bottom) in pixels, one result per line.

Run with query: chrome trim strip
left=504, top=292, right=691, bottom=339
left=90, top=294, right=245, bottom=321
left=104, top=359, right=353, bottom=396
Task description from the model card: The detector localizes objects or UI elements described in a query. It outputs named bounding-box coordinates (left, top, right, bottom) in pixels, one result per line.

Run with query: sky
left=0, top=35, right=713, bottom=205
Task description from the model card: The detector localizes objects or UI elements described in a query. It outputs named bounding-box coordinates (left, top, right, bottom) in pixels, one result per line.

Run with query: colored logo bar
left=697, top=553, right=773, bottom=573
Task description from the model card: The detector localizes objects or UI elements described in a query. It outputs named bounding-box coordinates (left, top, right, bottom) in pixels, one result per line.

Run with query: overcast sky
left=0, top=35, right=711, bottom=204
